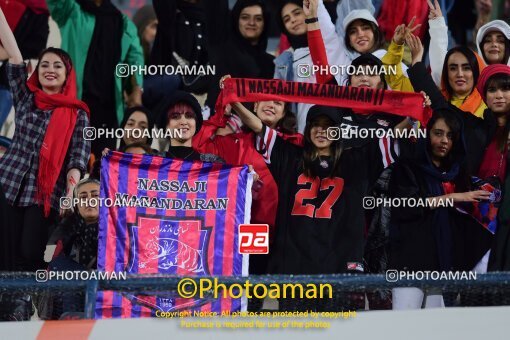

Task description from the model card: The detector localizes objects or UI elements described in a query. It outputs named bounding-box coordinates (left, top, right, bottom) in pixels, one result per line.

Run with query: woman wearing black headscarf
left=273, top=0, right=348, bottom=133
left=47, top=0, right=144, bottom=159
left=204, top=0, right=275, bottom=114
left=150, top=0, right=213, bottom=99
left=388, top=110, right=493, bottom=309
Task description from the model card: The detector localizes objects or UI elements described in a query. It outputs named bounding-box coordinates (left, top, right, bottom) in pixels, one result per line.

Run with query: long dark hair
left=479, top=32, right=510, bottom=65
left=441, top=47, right=480, bottom=99
left=231, top=0, right=270, bottom=50
left=302, top=116, right=343, bottom=178
left=426, top=109, right=462, bottom=169
left=347, top=53, right=387, bottom=89
left=243, top=102, right=298, bottom=135
left=119, top=106, right=154, bottom=148
left=275, top=104, right=297, bottom=134
left=485, top=73, right=510, bottom=152
left=426, top=109, right=470, bottom=191
left=344, top=19, right=385, bottom=54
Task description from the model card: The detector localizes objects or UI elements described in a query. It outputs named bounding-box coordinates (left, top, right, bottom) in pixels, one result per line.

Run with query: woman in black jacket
left=405, top=34, right=497, bottom=177
left=475, top=65, right=510, bottom=272
left=146, top=0, right=213, bottom=110
left=388, top=110, right=494, bottom=310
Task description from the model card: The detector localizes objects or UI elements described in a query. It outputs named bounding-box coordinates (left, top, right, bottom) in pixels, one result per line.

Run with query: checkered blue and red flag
left=95, top=151, right=252, bottom=318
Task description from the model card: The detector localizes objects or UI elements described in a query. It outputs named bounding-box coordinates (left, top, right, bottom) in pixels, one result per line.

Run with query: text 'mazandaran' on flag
left=95, top=151, right=253, bottom=318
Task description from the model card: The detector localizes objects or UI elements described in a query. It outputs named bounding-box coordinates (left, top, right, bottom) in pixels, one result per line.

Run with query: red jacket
left=193, top=111, right=303, bottom=232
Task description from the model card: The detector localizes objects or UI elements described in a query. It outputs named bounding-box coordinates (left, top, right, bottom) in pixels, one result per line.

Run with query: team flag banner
left=95, top=151, right=252, bottom=318
left=217, top=78, right=432, bottom=125
left=456, top=176, right=503, bottom=235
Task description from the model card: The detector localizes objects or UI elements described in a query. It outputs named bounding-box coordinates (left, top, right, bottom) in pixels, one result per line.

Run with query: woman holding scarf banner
left=194, top=76, right=303, bottom=274
left=157, top=90, right=223, bottom=164
left=231, top=99, right=404, bottom=309
left=417, top=1, right=488, bottom=118
left=305, top=5, right=420, bottom=163
left=0, top=7, right=90, bottom=320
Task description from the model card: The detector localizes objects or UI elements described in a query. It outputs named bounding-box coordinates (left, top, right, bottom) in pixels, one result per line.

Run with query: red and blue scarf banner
left=96, top=151, right=251, bottom=318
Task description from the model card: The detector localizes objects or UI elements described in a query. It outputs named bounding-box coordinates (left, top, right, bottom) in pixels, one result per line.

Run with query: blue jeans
left=0, top=85, right=12, bottom=130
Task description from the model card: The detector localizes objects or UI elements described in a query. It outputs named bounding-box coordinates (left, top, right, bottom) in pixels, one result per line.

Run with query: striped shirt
left=0, top=63, right=90, bottom=211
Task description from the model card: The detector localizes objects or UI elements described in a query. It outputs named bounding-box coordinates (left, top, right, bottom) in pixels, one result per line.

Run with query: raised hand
left=303, top=0, right=318, bottom=18
left=427, top=0, right=443, bottom=20
left=475, top=0, right=492, bottom=16
left=421, top=91, right=431, bottom=107
left=393, top=24, right=406, bottom=45
left=393, top=17, right=421, bottom=45
left=219, top=74, right=231, bottom=89
left=406, top=33, right=424, bottom=66
left=0, top=7, right=23, bottom=64
left=451, top=190, right=492, bottom=202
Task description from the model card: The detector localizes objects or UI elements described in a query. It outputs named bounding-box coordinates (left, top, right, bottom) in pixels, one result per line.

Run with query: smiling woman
left=0, top=7, right=91, bottom=321
left=476, top=20, right=510, bottom=66
left=230, top=102, right=399, bottom=310
left=238, top=5, right=264, bottom=43
left=344, top=16, right=384, bottom=55
left=204, top=0, right=275, bottom=114
left=37, top=52, right=67, bottom=94
left=157, top=91, right=223, bottom=163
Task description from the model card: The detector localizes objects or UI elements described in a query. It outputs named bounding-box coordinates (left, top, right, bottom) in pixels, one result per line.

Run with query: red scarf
left=217, top=78, right=432, bottom=126
left=0, top=0, right=26, bottom=31
left=26, top=65, right=89, bottom=216
left=377, top=0, right=428, bottom=41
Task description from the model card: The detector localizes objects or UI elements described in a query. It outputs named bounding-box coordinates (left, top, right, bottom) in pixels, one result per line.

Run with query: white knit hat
left=342, top=9, right=378, bottom=32
left=476, top=20, right=510, bottom=66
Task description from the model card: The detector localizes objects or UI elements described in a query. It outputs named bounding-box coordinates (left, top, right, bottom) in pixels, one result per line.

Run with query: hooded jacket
left=476, top=20, right=510, bottom=66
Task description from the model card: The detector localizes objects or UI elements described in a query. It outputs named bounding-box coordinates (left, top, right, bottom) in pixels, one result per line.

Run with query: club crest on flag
left=127, top=216, right=211, bottom=275
left=96, top=152, right=252, bottom=318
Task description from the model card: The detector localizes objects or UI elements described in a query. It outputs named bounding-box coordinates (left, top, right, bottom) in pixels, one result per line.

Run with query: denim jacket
left=274, top=49, right=294, bottom=82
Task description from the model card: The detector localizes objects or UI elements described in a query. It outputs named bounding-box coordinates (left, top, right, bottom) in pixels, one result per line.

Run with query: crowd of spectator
left=0, top=0, right=509, bottom=320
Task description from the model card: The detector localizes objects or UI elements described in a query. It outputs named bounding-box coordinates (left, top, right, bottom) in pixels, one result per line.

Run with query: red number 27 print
left=291, top=174, right=344, bottom=218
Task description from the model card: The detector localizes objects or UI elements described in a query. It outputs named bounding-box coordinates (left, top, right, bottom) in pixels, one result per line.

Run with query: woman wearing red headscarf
left=0, top=8, right=90, bottom=278
left=476, top=65, right=510, bottom=273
